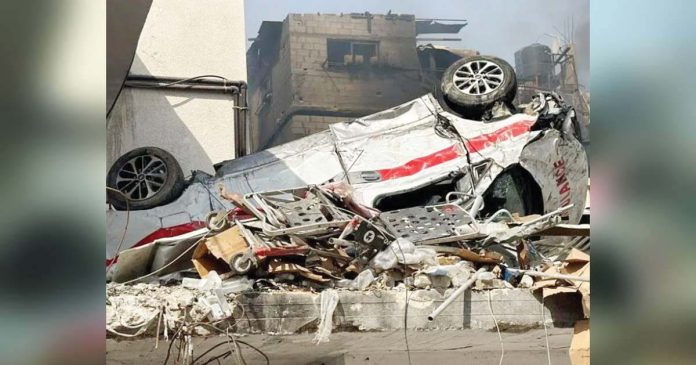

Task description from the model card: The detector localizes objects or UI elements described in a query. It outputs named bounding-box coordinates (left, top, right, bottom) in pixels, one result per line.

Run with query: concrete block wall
left=254, top=13, right=429, bottom=149
left=287, top=13, right=417, bottom=47
left=286, top=14, right=420, bottom=68
left=230, top=289, right=583, bottom=334
left=286, top=14, right=425, bottom=142
left=288, top=14, right=421, bottom=110
left=255, top=19, right=296, bottom=149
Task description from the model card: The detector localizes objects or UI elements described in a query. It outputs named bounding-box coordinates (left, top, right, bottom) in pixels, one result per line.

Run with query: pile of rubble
left=105, top=93, right=591, bottom=363
left=108, top=180, right=589, bottom=326
left=188, top=184, right=580, bottom=287
left=106, top=52, right=591, bottom=362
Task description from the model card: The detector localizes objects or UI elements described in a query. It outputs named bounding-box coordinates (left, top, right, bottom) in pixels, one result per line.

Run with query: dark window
left=326, top=39, right=379, bottom=68
left=327, top=39, right=351, bottom=64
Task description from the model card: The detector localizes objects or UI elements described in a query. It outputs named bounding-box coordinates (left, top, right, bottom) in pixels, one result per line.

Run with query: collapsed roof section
left=415, top=20, right=467, bottom=34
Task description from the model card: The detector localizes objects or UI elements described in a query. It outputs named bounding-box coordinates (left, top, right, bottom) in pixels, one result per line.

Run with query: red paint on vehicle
left=230, top=207, right=254, bottom=220
left=377, top=145, right=462, bottom=181
left=106, top=221, right=206, bottom=266
left=553, top=159, right=572, bottom=213
left=374, top=120, right=535, bottom=181
left=463, top=120, right=535, bottom=153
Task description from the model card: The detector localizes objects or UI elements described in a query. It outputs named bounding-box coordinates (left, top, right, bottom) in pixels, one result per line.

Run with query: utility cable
left=389, top=230, right=413, bottom=365
left=541, top=296, right=552, bottom=365
left=192, top=337, right=270, bottom=365
left=106, top=186, right=130, bottom=272
left=487, top=290, right=505, bottom=365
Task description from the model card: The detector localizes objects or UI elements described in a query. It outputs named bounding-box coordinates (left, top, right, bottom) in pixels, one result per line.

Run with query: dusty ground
left=107, top=328, right=571, bottom=364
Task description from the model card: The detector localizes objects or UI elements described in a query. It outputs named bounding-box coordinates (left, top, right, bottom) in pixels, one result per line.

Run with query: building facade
left=247, top=13, right=432, bottom=150
left=107, top=0, right=248, bottom=176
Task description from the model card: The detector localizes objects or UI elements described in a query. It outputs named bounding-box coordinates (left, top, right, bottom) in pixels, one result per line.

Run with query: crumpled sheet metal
left=109, top=228, right=208, bottom=283
left=106, top=183, right=211, bottom=262
left=330, top=96, right=437, bottom=141
left=519, top=129, right=588, bottom=223
left=217, top=134, right=344, bottom=196
left=108, top=87, right=591, bottom=305
left=448, top=113, right=540, bottom=198
left=108, top=92, right=588, bottom=256
left=216, top=130, right=336, bottom=177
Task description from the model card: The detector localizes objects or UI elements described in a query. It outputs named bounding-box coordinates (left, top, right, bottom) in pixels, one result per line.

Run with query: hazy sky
left=245, top=0, right=589, bottom=87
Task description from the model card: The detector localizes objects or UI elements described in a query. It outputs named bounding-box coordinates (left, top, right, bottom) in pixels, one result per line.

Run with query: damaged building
left=247, top=13, right=424, bottom=150
left=246, top=13, right=471, bottom=150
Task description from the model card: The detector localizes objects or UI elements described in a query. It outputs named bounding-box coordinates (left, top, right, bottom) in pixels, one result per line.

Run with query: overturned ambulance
left=106, top=55, right=588, bottom=271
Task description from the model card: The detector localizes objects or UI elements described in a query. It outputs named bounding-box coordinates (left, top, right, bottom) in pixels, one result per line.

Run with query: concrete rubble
left=106, top=283, right=585, bottom=337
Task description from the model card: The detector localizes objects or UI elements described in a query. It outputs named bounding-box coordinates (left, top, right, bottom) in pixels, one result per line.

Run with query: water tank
left=514, top=43, right=554, bottom=81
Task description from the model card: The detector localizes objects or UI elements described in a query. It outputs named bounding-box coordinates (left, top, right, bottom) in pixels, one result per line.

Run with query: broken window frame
left=371, top=159, right=494, bottom=211
left=326, top=39, right=380, bottom=69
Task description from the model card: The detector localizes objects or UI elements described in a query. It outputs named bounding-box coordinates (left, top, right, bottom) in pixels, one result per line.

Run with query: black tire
left=107, top=147, right=185, bottom=210
left=481, top=166, right=543, bottom=218
left=440, top=55, right=517, bottom=118
left=434, top=86, right=469, bottom=118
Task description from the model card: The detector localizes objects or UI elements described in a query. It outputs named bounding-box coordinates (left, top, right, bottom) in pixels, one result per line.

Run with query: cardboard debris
left=192, top=226, right=249, bottom=277
left=532, top=248, right=590, bottom=318
left=564, top=248, right=590, bottom=264
left=542, top=286, right=578, bottom=298
left=268, top=259, right=330, bottom=283
left=569, top=319, right=590, bottom=365
left=581, top=292, right=590, bottom=318
left=530, top=265, right=564, bottom=291
left=563, top=249, right=590, bottom=318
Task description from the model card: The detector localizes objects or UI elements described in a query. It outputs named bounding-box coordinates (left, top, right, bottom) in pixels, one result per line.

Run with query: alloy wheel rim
left=452, top=60, right=505, bottom=96
left=115, top=154, right=167, bottom=200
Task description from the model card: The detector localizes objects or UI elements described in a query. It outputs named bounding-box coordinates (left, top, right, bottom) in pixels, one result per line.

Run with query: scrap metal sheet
left=341, top=125, right=466, bottom=207
left=449, top=113, right=539, bottom=165
left=330, top=96, right=437, bottom=141
left=216, top=130, right=343, bottom=194
left=448, top=113, right=541, bottom=198
left=519, top=129, right=588, bottom=223
left=331, top=96, right=466, bottom=207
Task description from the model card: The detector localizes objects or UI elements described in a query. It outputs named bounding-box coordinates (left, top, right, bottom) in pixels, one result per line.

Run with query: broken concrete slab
left=106, top=284, right=583, bottom=339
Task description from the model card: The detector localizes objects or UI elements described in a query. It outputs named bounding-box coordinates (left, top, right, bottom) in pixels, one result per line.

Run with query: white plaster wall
left=107, top=0, right=247, bottom=175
